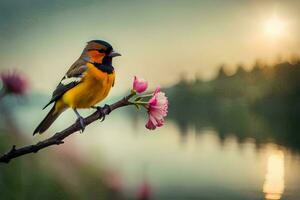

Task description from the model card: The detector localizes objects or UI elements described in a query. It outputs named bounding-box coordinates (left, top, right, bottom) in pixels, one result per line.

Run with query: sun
left=263, top=16, right=286, bottom=38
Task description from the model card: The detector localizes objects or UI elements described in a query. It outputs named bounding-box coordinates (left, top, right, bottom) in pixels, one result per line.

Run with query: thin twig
left=0, top=94, right=134, bottom=163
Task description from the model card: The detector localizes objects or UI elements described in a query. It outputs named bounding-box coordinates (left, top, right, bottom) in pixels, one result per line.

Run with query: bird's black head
left=83, top=40, right=121, bottom=64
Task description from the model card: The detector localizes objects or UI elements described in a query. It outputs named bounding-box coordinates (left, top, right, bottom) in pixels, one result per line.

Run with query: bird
left=33, top=40, right=121, bottom=135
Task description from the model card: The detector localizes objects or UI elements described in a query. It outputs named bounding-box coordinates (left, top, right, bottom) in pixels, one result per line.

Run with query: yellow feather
left=62, top=63, right=115, bottom=109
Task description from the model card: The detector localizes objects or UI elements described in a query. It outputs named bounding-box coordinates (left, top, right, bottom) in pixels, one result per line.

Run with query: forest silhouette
left=166, top=59, right=300, bottom=151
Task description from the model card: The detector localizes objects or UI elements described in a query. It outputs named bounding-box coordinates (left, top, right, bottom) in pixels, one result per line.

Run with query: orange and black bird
left=33, top=40, right=121, bottom=135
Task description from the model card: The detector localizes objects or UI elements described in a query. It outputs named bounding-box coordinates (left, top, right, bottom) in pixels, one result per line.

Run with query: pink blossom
left=133, top=76, right=148, bottom=93
left=137, top=181, right=151, bottom=200
left=145, top=86, right=168, bottom=130
left=0, top=71, right=28, bottom=95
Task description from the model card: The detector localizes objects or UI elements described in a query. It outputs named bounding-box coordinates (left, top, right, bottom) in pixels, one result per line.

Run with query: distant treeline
left=166, top=60, right=300, bottom=150
left=168, top=59, right=300, bottom=111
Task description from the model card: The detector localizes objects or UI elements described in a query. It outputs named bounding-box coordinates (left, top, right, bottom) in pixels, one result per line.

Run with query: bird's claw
left=76, top=116, right=85, bottom=133
left=93, top=104, right=111, bottom=122
left=99, top=114, right=105, bottom=122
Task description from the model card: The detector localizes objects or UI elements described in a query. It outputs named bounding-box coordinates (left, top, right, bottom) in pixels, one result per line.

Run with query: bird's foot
left=92, top=104, right=111, bottom=122
left=76, top=116, right=85, bottom=133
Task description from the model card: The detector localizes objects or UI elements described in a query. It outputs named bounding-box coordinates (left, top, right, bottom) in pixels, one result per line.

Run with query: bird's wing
left=43, top=60, right=88, bottom=109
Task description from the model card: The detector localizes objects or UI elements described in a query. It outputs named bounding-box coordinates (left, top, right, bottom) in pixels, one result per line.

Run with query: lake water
left=11, top=100, right=300, bottom=200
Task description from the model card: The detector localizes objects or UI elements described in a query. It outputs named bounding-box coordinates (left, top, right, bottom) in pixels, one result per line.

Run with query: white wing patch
left=60, top=76, right=82, bottom=85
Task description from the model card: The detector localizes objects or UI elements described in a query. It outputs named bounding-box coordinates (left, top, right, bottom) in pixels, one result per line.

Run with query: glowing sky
left=0, top=0, right=300, bottom=95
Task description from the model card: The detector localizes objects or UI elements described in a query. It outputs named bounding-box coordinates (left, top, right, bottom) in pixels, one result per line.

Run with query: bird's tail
left=33, top=103, right=65, bottom=135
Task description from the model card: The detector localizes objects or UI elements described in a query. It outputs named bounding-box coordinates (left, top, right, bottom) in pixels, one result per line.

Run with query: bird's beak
left=108, top=51, right=121, bottom=58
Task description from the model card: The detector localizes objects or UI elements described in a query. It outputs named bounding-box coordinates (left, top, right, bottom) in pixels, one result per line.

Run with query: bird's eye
left=98, top=49, right=105, bottom=53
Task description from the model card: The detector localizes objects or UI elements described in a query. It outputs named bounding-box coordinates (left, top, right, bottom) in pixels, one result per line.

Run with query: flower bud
left=133, top=76, right=148, bottom=93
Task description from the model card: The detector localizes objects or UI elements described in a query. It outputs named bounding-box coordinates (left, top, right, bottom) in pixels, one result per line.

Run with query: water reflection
left=4, top=99, right=300, bottom=200
left=263, top=151, right=285, bottom=200
left=74, top=112, right=300, bottom=199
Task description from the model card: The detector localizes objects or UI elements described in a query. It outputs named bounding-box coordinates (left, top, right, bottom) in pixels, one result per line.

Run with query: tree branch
left=0, top=94, right=134, bottom=164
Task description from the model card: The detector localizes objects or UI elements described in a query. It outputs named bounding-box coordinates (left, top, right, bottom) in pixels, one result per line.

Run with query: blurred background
left=1, top=0, right=300, bottom=199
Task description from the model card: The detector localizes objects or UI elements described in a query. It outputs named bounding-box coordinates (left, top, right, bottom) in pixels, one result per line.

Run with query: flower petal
left=145, top=87, right=168, bottom=130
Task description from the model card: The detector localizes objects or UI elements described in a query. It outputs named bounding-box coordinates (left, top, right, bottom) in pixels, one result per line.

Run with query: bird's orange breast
left=62, top=63, right=115, bottom=108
